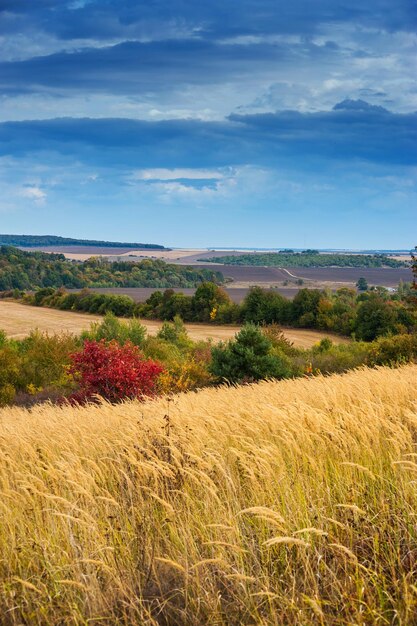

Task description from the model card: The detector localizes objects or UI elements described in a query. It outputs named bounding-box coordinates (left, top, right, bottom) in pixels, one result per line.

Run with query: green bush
left=81, top=313, right=146, bottom=347
left=210, top=324, right=293, bottom=383
left=261, top=323, right=300, bottom=357
left=142, top=336, right=183, bottom=368
left=0, top=382, right=16, bottom=406
left=0, top=344, right=20, bottom=406
left=303, top=341, right=372, bottom=375
left=18, top=330, right=79, bottom=391
left=157, top=316, right=192, bottom=350
left=367, top=334, right=417, bottom=365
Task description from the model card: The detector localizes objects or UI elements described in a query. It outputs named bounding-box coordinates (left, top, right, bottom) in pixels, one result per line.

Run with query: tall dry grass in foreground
left=1, top=366, right=417, bottom=625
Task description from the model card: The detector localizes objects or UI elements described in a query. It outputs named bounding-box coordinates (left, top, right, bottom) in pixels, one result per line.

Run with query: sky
left=0, top=0, right=416, bottom=249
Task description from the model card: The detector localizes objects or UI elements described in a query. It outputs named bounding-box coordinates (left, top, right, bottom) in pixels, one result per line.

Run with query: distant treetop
left=0, top=246, right=223, bottom=290
left=200, top=252, right=409, bottom=269
left=0, top=234, right=167, bottom=250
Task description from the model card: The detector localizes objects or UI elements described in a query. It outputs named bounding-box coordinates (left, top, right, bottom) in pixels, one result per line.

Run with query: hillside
left=201, top=251, right=409, bottom=268
left=0, top=246, right=224, bottom=289
left=1, top=365, right=416, bottom=624
left=0, top=234, right=166, bottom=249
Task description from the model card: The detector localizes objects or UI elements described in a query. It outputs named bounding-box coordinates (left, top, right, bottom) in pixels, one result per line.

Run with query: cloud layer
left=0, top=0, right=415, bottom=247
left=1, top=103, right=415, bottom=167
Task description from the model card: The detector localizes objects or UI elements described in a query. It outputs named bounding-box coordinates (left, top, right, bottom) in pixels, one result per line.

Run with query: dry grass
left=58, top=249, right=207, bottom=261
left=0, top=301, right=348, bottom=347
left=1, top=365, right=417, bottom=624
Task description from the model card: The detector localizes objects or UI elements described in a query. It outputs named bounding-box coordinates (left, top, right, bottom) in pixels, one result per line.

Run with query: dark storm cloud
left=228, top=102, right=417, bottom=165
left=0, top=102, right=415, bottom=168
left=0, top=38, right=329, bottom=96
left=0, top=0, right=56, bottom=11
left=0, top=0, right=415, bottom=40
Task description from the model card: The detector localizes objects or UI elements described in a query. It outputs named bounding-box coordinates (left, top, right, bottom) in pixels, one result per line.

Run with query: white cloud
left=132, top=168, right=228, bottom=181
left=20, top=186, right=47, bottom=205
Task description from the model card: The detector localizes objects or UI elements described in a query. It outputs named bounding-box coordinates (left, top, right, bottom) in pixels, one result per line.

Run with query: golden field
left=0, top=300, right=348, bottom=347
left=1, top=365, right=417, bottom=624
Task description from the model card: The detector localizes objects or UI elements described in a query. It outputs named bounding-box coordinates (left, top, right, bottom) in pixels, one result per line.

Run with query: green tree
left=192, top=282, right=232, bottom=322
left=290, top=289, right=322, bottom=327
left=241, top=287, right=289, bottom=325
left=209, top=324, right=292, bottom=383
left=355, top=295, right=398, bottom=341
left=356, top=277, right=368, bottom=291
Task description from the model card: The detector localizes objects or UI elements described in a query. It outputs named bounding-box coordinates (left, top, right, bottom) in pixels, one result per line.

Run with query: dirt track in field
left=0, top=301, right=349, bottom=348
left=195, top=264, right=412, bottom=288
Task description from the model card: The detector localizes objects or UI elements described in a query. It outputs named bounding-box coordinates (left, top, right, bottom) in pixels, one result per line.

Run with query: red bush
left=69, top=340, right=164, bottom=404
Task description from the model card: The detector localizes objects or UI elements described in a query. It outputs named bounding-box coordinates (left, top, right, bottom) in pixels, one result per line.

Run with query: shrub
left=142, top=336, right=183, bottom=367
left=367, top=333, right=417, bottom=366
left=0, top=382, right=16, bottom=406
left=302, top=341, right=372, bottom=375
left=312, top=337, right=334, bottom=353
left=210, top=324, right=293, bottom=383
left=18, top=330, right=78, bottom=391
left=158, top=359, right=213, bottom=393
left=156, top=316, right=192, bottom=350
left=261, top=323, right=299, bottom=356
left=81, top=312, right=146, bottom=347
left=33, top=287, right=56, bottom=306
left=0, top=345, right=20, bottom=406
left=69, top=340, right=164, bottom=403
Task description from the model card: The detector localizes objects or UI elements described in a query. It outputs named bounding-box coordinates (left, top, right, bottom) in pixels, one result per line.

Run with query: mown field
left=0, top=301, right=349, bottom=347
left=1, top=365, right=416, bottom=624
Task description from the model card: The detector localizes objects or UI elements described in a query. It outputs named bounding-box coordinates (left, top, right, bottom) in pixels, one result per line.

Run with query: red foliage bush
left=69, top=340, right=164, bottom=404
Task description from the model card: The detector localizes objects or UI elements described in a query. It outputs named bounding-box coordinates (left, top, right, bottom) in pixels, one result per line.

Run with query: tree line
left=201, top=252, right=409, bottom=268
left=0, top=235, right=166, bottom=249
left=7, top=279, right=416, bottom=342
left=0, top=246, right=223, bottom=290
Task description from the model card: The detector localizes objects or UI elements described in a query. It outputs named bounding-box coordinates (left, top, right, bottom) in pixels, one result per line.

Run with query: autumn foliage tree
left=69, top=340, right=164, bottom=404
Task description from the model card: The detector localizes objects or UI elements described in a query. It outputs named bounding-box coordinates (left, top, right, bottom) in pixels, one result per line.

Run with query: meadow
left=0, top=301, right=348, bottom=347
left=1, top=365, right=417, bottom=624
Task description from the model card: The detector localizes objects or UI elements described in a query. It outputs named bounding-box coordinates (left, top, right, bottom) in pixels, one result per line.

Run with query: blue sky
left=0, top=1, right=416, bottom=248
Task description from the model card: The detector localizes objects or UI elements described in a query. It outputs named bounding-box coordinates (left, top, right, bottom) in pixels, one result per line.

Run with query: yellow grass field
left=0, top=300, right=349, bottom=347
left=1, top=365, right=416, bottom=624
left=61, top=248, right=207, bottom=261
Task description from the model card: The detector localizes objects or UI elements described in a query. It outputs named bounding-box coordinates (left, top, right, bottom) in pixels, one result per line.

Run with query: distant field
left=20, top=246, right=167, bottom=257
left=285, top=266, right=413, bottom=286
left=19, top=247, right=258, bottom=262
left=0, top=301, right=348, bottom=347
left=197, top=264, right=413, bottom=287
